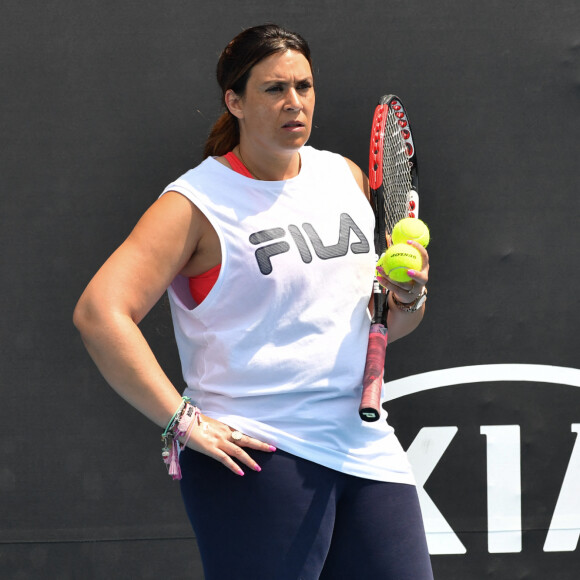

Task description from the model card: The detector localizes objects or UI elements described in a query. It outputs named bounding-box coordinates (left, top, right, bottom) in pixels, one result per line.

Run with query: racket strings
left=382, top=112, right=413, bottom=236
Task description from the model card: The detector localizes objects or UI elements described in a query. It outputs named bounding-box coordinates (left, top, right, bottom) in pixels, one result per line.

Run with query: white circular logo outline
left=385, top=364, right=580, bottom=401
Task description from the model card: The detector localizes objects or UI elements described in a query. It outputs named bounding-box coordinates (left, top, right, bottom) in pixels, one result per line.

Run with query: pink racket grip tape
left=359, top=324, right=388, bottom=422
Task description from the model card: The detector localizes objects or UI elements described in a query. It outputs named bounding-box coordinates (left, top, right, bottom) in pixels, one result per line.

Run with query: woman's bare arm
left=73, top=192, right=273, bottom=474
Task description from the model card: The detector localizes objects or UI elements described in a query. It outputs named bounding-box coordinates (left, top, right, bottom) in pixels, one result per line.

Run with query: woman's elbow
left=73, top=293, right=104, bottom=339
left=73, top=296, right=89, bottom=335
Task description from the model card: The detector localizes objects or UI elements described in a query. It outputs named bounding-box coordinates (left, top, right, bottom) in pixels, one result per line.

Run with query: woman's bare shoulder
left=343, top=157, right=370, bottom=203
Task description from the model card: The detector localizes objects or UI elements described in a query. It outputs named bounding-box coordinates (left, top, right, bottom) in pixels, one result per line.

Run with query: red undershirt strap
left=224, top=151, right=254, bottom=179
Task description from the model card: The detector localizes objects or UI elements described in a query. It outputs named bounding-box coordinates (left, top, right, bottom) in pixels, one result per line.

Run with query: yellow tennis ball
left=391, top=218, right=430, bottom=247
left=377, top=243, right=422, bottom=282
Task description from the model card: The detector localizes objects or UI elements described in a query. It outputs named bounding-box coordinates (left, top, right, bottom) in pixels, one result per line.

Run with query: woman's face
left=227, top=50, right=315, bottom=156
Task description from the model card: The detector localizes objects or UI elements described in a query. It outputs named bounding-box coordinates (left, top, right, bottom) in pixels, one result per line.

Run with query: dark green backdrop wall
left=1, top=1, right=579, bottom=578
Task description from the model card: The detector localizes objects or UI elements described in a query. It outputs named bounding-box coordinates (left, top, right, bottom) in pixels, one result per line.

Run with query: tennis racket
left=359, top=94, right=419, bottom=421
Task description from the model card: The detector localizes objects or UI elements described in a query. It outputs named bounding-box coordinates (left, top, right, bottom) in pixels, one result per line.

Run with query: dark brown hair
left=203, top=24, right=312, bottom=159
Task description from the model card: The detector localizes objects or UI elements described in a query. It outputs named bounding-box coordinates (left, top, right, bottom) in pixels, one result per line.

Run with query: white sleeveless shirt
left=162, top=146, right=414, bottom=484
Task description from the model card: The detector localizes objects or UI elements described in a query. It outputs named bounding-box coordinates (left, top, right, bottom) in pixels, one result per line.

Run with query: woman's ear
left=225, top=89, right=244, bottom=119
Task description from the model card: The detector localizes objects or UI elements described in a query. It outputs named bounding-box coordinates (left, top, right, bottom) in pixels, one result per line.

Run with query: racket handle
left=359, top=323, right=388, bottom=422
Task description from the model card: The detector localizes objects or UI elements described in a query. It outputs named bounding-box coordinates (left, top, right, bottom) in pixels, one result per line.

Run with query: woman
left=74, top=24, right=433, bottom=579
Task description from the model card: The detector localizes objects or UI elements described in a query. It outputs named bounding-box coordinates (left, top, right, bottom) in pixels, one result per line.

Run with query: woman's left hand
left=376, top=240, right=429, bottom=304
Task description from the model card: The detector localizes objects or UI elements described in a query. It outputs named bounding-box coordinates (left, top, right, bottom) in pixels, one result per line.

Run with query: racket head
left=368, top=94, right=419, bottom=257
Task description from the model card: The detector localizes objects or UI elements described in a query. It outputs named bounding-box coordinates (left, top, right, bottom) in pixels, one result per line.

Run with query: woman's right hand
left=184, top=415, right=276, bottom=476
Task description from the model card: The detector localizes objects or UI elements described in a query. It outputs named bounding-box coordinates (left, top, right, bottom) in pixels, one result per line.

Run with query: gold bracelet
left=391, top=287, right=428, bottom=312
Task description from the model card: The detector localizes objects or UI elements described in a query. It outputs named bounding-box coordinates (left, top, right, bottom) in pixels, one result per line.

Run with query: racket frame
left=359, top=94, right=419, bottom=422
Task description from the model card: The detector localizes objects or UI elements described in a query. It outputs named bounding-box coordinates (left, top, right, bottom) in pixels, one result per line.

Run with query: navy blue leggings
left=179, top=448, right=433, bottom=580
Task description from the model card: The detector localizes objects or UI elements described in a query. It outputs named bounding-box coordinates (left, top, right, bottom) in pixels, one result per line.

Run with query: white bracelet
left=392, top=287, right=428, bottom=312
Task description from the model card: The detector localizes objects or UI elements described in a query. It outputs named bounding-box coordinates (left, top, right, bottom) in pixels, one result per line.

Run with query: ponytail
left=203, top=111, right=239, bottom=159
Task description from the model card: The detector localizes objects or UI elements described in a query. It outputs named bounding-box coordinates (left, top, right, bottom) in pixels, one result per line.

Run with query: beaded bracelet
left=391, top=287, right=428, bottom=313
left=162, top=397, right=190, bottom=440
left=161, top=399, right=201, bottom=480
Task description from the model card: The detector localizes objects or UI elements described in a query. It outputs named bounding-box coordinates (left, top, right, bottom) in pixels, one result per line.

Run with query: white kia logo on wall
left=385, top=364, right=580, bottom=556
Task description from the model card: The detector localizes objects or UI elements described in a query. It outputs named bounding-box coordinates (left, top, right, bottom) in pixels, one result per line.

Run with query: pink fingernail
left=237, top=469, right=245, bottom=476
left=269, top=445, right=277, bottom=452
left=254, top=465, right=262, bottom=472
left=407, top=270, right=416, bottom=277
